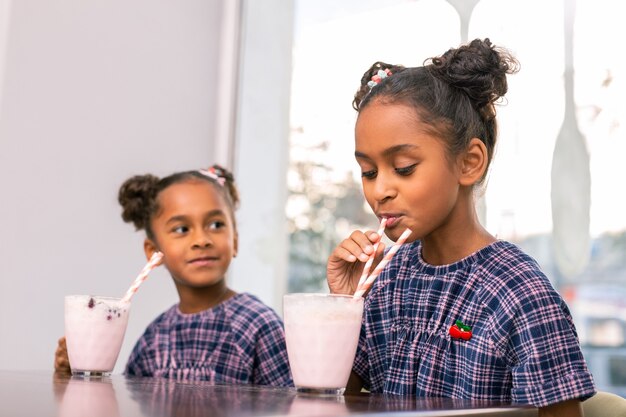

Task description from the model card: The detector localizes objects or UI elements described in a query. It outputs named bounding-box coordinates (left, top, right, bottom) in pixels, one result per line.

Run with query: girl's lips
left=382, top=216, right=401, bottom=228
left=188, top=257, right=219, bottom=266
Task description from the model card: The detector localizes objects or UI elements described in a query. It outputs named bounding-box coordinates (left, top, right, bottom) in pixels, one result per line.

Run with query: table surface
left=0, top=370, right=538, bottom=417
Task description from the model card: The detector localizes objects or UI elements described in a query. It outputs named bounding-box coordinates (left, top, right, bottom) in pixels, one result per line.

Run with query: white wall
left=0, top=0, right=293, bottom=374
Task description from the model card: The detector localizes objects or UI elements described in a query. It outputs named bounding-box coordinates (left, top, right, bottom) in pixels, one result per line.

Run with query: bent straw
left=121, top=252, right=164, bottom=303
left=355, top=218, right=388, bottom=290
left=353, top=228, right=412, bottom=299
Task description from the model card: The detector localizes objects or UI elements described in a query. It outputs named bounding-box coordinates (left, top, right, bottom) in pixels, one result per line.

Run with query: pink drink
left=283, top=294, right=364, bottom=394
left=64, top=295, right=130, bottom=376
left=58, top=376, right=120, bottom=417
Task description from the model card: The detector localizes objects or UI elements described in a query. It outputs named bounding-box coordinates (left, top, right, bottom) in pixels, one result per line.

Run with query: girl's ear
left=144, top=239, right=159, bottom=261
left=233, top=231, right=239, bottom=258
left=458, top=138, right=488, bottom=186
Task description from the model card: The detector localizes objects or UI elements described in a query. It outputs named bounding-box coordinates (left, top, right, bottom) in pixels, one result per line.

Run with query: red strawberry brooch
left=449, top=320, right=472, bottom=341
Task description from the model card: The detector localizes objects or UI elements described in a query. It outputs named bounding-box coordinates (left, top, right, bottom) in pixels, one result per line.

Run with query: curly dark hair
left=353, top=38, right=519, bottom=182
left=117, top=164, right=239, bottom=240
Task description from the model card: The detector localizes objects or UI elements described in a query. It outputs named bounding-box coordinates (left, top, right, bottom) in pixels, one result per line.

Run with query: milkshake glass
left=283, top=293, right=364, bottom=395
left=64, top=295, right=130, bottom=377
left=58, top=375, right=120, bottom=417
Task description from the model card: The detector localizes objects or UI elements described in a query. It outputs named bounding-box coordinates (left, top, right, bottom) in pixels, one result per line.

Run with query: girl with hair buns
left=55, top=165, right=292, bottom=386
left=327, top=39, right=595, bottom=415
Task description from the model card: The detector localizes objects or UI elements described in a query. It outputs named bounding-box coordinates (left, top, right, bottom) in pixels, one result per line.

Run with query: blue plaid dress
left=353, top=240, right=595, bottom=407
left=125, top=293, right=293, bottom=386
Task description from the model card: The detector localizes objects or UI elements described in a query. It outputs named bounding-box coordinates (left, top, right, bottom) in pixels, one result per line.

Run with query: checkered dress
left=125, top=293, right=293, bottom=387
left=353, top=240, right=596, bottom=407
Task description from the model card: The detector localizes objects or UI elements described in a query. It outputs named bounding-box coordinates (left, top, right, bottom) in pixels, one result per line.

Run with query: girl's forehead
left=158, top=180, right=227, bottom=212
left=355, top=103, right=441, bottom=151
left=357, top=102, right=420, bottom=133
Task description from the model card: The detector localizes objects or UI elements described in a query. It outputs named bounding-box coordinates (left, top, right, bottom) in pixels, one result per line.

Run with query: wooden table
left=0, top=370, right=538, bottom=416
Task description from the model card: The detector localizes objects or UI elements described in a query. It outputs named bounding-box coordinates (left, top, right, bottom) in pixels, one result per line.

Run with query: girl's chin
left=174, top=276, right=224, bottom=289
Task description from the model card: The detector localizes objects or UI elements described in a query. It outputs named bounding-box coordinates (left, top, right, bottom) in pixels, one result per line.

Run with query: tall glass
left=64, top=295, right=130, bottom=377
left=283, top=293, right=364, bottom=395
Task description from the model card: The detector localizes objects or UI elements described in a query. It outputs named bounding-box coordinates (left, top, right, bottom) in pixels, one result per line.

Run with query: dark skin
left=327, top=104, right=495, bottom=297
left=329, top=103, right=582, bottom=416
left=54, top=180, right=239, bottom=372
left=142, top=181, right=238, bottom=314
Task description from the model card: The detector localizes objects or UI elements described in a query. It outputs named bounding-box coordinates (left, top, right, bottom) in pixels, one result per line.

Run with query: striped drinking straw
left=353, top=227, right=412, bottom=299
left=355, top=217, right=388, bottom=290
left=121, top=252, right=164, bottom=303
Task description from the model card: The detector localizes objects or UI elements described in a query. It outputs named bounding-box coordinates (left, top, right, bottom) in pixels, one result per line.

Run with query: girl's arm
left=345, top=371, right=364, bottom=394
left=252, top=318, right=293, bottom=387
left=538, top=399, right=582, bottom=417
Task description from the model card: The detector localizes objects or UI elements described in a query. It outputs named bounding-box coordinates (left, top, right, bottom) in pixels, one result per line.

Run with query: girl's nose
left=192, top=230, right=213, bottom=248
left=372, top=174, right=396, bottom=203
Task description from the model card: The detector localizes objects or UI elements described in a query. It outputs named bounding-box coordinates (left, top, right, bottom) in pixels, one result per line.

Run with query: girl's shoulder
left=153, top=294, right=281, bottom=328
left=474, top=240, right=552, bottom=291
left=226, top=292, right=276, bottom=313
left=224, top=293, right=284, bottom=326
left=470, top=241, right=567, bottom=320
left=149, top=295, right=283, bottom=338
left=220, top=293, right=286, bottom=349
left=388, top=239, right=546, bottom=284
left=376, top=240, right=557, bottom=305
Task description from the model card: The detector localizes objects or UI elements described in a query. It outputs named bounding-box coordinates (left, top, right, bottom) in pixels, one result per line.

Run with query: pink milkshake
left=283, top=293, right=364, bottom=395
left=64, top=295, right=130, bottom=376
left=58, top=376, right=120, bottom=417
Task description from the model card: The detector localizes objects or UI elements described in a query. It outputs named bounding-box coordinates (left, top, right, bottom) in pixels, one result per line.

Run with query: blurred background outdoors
left=287, top=0, right=626, bottom=397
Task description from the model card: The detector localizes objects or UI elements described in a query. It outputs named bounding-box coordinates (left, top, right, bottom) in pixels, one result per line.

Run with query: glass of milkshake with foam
left=63, top=252, right=163, bottom=377
left=64, top=295, right=130, bottom=377
left=283, top=293, right=364, bottom=395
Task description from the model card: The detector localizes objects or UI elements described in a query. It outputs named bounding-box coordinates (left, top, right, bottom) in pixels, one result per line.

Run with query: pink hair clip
left=198, top=167, right=226, bottom=186
left=367, top=68, right=392, bottom=89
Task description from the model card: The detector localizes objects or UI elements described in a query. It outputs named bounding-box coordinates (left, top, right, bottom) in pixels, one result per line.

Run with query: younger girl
left=327, top=39, right=595, bottom=416
left=56, top=165, right=292, bottom=386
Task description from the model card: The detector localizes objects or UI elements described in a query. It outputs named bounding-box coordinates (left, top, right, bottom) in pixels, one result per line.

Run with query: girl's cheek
left=156, top=255, right=168, bottom=269
left=362, top=184, right=376, bottom=205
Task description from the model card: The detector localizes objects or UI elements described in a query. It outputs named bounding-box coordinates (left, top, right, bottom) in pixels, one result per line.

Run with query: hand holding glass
left=64, top=295, right=130, bottom=377
left=63, top=252, right=162, bottom=377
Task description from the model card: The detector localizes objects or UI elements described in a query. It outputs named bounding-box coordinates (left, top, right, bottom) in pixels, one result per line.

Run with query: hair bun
left=428, top=38, right=519, bottom=118
left=118, top=174, right=160, bottom=230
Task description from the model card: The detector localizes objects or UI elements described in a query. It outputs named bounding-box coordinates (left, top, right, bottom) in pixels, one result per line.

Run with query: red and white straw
left=353, top=228, right=412, bottom=299
left=121, top=252, right=164, bottom=303
left=355, top=218, right=388, bottom=290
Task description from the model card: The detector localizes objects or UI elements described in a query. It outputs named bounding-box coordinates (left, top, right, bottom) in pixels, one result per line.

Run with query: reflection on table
left=0, top=370, right=538, bottom=417
left=56, top=373, right=121, bottom=417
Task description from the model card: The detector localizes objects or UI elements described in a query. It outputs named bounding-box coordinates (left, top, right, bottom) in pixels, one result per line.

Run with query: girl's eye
left=395, top=164, right=417, bottom=176
left=172, top=225, right=189, bottom=234
left=361, top=169, right=377, bottom=179
left=208, top=220, right=226, bottom=230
